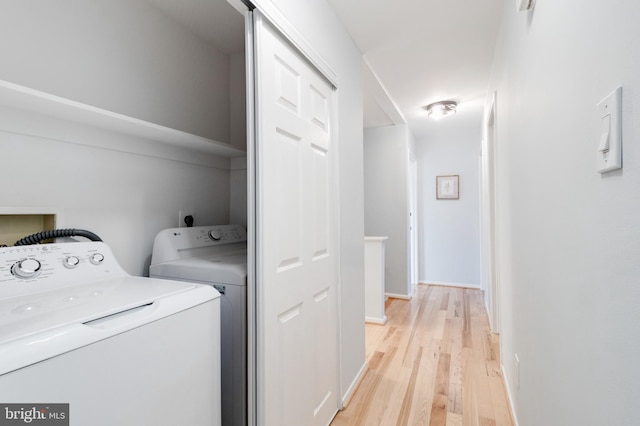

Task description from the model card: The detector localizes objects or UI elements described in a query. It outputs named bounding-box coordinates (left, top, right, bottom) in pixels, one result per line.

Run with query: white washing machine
left=0, top=241, right=221, bottom=425
left=150, top=224, right=247, bottom=426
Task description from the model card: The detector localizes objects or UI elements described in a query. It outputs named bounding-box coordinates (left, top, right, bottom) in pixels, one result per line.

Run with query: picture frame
left=436, top=175, right=459, bottom=200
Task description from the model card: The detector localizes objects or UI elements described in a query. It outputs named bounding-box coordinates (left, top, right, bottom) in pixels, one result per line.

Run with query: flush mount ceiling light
left=424, top=100, right=458, bottom=120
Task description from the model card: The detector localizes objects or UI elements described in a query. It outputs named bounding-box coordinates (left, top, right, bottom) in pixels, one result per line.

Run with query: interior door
left=252, top=12, right=338, bottom=426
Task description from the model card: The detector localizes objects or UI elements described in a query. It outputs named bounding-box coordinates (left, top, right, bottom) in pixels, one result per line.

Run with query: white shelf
left=0, top=79, right=246, bottom=158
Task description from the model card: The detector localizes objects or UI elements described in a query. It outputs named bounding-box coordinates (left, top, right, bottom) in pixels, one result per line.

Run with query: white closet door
left=253, top=13, right=338, bottom=426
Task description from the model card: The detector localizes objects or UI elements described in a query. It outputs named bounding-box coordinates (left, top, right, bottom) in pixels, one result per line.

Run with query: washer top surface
left=0, top=276, right=209, bottom=345
left=0, top=241, right=219, bottom=375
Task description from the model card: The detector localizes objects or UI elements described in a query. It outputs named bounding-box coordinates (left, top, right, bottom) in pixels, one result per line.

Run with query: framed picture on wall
left=436, top=175, right=459, bottom=199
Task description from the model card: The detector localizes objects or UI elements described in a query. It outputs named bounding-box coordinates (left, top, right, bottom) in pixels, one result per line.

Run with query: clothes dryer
left=150, top=224, right=247, bottom=426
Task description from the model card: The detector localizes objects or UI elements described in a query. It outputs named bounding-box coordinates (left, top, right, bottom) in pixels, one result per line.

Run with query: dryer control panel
left=151, top=225, right=247, bottom=264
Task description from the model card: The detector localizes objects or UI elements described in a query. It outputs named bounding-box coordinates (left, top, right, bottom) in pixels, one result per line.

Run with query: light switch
left=598, top=114, right=610, bottom=154
left=596, top=87, right=622, bottom=173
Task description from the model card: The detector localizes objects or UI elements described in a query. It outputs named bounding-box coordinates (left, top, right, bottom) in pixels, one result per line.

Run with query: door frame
left=244, top=7, right=258, bottom=426
left=480, top=91, right=500, bottom=334
left=408, top=153, right=419, bottom=298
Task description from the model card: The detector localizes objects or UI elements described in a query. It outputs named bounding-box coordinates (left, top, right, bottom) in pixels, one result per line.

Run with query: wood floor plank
left=488, top=376, right=513, bottom=426
left=446, top=412, right=463, bottom=426
left=474, top=359, right=497, bottom=421
left=461, top=347, right=479, bottom=426
left=462, top=290, right=473, bottom=349
left=428, top=351, right=451, bottom=425
left=396, top=346, right=423, bottom=425
left=406, top=339, right=440, bottom=425
left=331, top=285, right=514, bottom=426
left=440, top=293, right=450, bottom=311
left=479, top=417, right=497, bottom=426
left=440, top=317, right=454, bottom=356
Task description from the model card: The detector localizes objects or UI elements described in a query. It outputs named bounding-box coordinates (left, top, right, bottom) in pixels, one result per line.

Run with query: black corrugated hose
left=14, top=229, right=103, bottom=246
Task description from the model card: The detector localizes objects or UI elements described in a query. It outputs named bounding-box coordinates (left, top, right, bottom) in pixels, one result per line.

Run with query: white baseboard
left=419, top=280, right=481, bottom=290
left=501, top=364, right=519, bottom=426
left=365, top=315, right=387, bottom=325
left=340, top=361, right=368, bottom=408
left=384, top=292, right=412, bottom=300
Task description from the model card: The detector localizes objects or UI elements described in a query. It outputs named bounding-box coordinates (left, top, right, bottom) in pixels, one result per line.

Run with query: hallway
left=332, top=285, right=513, bottom=425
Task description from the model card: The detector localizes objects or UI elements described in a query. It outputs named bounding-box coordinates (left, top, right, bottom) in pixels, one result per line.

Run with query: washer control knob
left=208, top=230, right=221, bottom=241
left=89, top=253, right=105, bottom=265
left=63, top=256, right=81, bottom=269
left=12, top=258, right=42, bottom=279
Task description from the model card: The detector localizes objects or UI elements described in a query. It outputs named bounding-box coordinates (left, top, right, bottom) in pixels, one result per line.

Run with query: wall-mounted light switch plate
left=597, top=87, right=622, bottom=173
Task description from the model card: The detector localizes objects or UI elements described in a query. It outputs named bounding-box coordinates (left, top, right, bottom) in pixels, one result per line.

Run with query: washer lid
left=0, top=276, right=219, bottom=375
left=150, top=253, right=247, bottom=285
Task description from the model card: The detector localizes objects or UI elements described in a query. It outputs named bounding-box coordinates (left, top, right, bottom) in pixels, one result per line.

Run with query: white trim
left=364, top=236, right=388, bottom=242
left=501, top=364, right=520, bottom=426
left=249, top=0, right=337, bottom=87
left=365, top=315, right=387, bottom=325
left=419, top=281, right=482, bottom=290
left=331, top=73, right=345, bottom=416
left=339, top=361, right=368, bottom=408
left=384, top=292, right=412, bottom=300
left=244, top=9, right=258, bottom=426
left=408, top=153, right=419, bottom=299
left=481, top=91, right=501, bottom=334
left=362, top=56, right=405, bottom=125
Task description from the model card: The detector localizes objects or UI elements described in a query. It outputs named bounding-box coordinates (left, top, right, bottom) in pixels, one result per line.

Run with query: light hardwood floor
left=331, top=285, right=514, bottom=426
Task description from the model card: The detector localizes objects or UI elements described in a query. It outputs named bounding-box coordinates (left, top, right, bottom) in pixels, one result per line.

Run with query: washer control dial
left=208, top=230, right=221, bottom=241
left=89, top=253, right=105, bottom=265
left=63, top=256, right=81, bottom=269
left=12, top=258, right=42, bottom=279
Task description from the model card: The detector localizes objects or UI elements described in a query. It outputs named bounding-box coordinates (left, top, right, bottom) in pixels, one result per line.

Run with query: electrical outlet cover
left=597, top=87, right=622, bottom=173
left=178, top=209, right=195, bottom=228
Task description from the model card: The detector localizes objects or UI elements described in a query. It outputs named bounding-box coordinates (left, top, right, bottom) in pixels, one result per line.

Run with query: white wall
left=0, top=0, right=239, bottom=275
left=230, top=52, right=248, bottom=150
left=489, top=1, right=640, bottom=424
left=416, top=119, right=481, bottom=287
left=0, top=0, right=231, bottom=143
left=0, top=111, right=231, bottom=276
left=230, top=157, right=248, bottom=227
left=252, top=0, right=366, bottom=403
left=364, top=124, right=411, bottom=297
